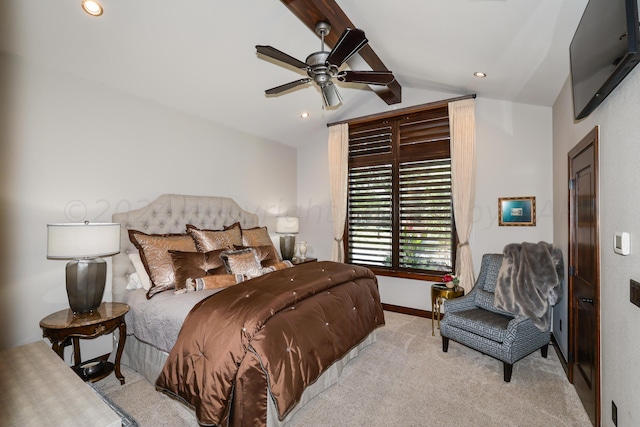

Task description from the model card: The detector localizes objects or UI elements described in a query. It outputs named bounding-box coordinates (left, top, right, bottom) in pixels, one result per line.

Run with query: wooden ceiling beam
left=280, top=0, right=402, bottom=105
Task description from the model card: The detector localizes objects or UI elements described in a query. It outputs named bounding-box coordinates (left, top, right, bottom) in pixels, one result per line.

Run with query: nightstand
left=40, top=302, right=129, bottom=384
left=431, top=284, right=464, bottom=336
left=291, top=257, right=317, bottom=265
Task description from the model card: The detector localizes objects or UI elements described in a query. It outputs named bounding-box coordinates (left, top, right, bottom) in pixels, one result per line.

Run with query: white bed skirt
left=118, top=331, right=377, bottom=426
left=120, top=335, right=169, bottom=387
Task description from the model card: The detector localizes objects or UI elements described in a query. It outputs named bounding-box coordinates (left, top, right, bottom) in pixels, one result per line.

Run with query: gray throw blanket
left=494, top=242, right=563, bottom=331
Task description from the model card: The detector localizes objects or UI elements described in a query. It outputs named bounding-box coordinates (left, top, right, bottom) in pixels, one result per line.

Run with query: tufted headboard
left=111, top=194, right=259, bottom=303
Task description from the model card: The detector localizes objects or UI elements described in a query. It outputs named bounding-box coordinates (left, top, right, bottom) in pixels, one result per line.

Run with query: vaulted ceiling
left=0, top=0, right=588, bottom=147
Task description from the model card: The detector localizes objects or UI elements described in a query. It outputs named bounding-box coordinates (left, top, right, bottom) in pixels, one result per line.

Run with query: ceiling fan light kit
left=256, top=22, right=395, bottom=107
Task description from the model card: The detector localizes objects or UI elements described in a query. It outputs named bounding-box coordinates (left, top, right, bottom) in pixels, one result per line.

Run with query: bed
left=111, top=194, right=385, bottom=426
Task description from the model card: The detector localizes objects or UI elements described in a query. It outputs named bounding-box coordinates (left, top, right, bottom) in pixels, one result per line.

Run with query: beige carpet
left=95, top=311, right=591, bottom=426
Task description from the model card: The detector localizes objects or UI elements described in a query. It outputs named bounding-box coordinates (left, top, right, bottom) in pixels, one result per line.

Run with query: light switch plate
left=614, top=232, right=630, bottom=255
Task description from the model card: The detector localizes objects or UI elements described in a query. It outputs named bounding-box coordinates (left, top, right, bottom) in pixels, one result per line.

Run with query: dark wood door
left=568, top=126, right=600, bottom=426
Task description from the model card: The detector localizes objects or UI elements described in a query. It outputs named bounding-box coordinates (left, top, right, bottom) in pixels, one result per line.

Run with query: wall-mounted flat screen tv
left=570, top=0, right=640, bottom=120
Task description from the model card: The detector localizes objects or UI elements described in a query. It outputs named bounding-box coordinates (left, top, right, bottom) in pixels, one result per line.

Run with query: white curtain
left=327, top=123, right=349, bottom=262
left=448, top=98, right=477, bottom=294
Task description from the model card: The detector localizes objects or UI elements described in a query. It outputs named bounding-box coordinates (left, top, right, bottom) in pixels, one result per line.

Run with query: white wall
left=552, top=68, right=640, bottom=427
left=297, top=90, right=554, bottom=311
left=0, top=52, right=297, bottom=361
left=550, top=78, right=595, bottom=361
left=473, top=98, right=554, bottom=264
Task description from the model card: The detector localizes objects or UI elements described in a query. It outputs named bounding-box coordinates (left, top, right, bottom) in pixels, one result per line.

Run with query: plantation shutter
left=347, top=121, right=393, bottom=267
left=347, top=164, right=393, bottom=267
left=346, top=105, right=455, bottom=276
left=398, top=159, right=453, bottom=271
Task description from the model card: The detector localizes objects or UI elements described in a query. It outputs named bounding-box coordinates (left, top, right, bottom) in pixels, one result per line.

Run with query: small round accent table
left=40, top=302, right=129, bottom=384
left=431, top=285, right=464, bottom=336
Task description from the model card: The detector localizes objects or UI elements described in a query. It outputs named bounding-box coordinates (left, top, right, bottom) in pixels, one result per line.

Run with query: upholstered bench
left=89, top=382, right=139, bottom=427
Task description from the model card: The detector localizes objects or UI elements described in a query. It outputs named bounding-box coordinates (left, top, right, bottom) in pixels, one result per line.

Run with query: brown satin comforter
left=156, top=261, right=385, bottom=426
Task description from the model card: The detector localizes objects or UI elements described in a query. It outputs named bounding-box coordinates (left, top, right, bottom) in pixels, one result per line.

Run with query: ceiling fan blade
left=321, top=82, right=342, bottom=107
left=325, top=28, right=368, bottom=66
left=265, top=78, right=312, bottom=95
left=337, top=70, right=395, bottom=85
left=256, top=45, right=308, bottom=69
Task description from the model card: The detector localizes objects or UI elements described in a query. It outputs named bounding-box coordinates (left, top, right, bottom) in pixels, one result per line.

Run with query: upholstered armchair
left=440, top=253, right=551, bottom=382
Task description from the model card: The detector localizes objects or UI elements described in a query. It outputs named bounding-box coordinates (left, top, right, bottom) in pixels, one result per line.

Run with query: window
left=345, top=105, right=455, bottom=279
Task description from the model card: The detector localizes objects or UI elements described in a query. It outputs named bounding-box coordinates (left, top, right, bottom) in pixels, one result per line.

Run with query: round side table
left=431, top=285, right=464, bottom=336
left=40, top=302, right=129, bottom=384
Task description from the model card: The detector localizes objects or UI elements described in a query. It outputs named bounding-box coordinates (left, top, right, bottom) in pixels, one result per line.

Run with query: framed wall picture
left=498, top=196, right=536, bottom=226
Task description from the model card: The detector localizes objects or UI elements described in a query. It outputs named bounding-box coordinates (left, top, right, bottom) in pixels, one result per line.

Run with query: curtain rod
left=327, top=93, right=476, bottom=127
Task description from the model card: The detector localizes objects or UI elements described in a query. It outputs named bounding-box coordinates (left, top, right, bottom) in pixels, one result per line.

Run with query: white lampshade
left=275, top=217, right=299, bottom=234
left=47, top=222, right=121, bottom=259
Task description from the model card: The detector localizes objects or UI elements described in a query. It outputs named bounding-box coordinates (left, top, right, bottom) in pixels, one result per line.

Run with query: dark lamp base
left=280, top=235, right=296, bottom=261
left=66, top=258, right=107, bottom=313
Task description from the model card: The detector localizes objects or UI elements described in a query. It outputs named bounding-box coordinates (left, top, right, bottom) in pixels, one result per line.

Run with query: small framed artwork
left=498, top=196, right=536, bottom=226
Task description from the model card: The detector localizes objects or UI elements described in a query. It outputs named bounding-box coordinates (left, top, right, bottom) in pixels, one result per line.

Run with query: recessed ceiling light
left=300, top=112, right=310, bottom=119
left=82, top=0, right=103, bottom=16
left=474, top=72, right=487, bottom=78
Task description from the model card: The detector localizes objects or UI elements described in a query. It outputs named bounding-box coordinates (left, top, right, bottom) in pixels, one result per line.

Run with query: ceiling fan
left=256, top=22, right=395, bottom=107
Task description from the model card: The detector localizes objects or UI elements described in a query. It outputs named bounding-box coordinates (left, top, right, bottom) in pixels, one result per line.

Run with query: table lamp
left=47, top=221, right=121, bottom=313
left=275, top=216, right=298, bottom=261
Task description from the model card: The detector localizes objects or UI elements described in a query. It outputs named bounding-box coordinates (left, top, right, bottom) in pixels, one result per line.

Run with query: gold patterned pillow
left=128, top=230, right=196, bottom=298
left=239, top=226, right=281, bottom=262
left=241, top=226, right=273, bottom=247
left=186, top=223, right=242, bottom=252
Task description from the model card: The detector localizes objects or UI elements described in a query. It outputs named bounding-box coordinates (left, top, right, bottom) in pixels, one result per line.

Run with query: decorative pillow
left=176, top=274, right=244, bottom=294
left=270, top=260, right=294, bottom=271
left=169, top=249, right=227, bottom=291
left=221, top=248, right=275, bottom=279
left=241, top=226, right=273, bottom=247
left=224, top=222, right=242, bottom=232
left=128, top=230, right=197, bottom=298
left=233, top=244, right=281, bottom=267
left=239, top=226, right=282, bottom=263
left=126, top=272, right=143, bottom=290
left=186, top=223, right=242, bottom=252
left=129, top=253, right=152, bottom=291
